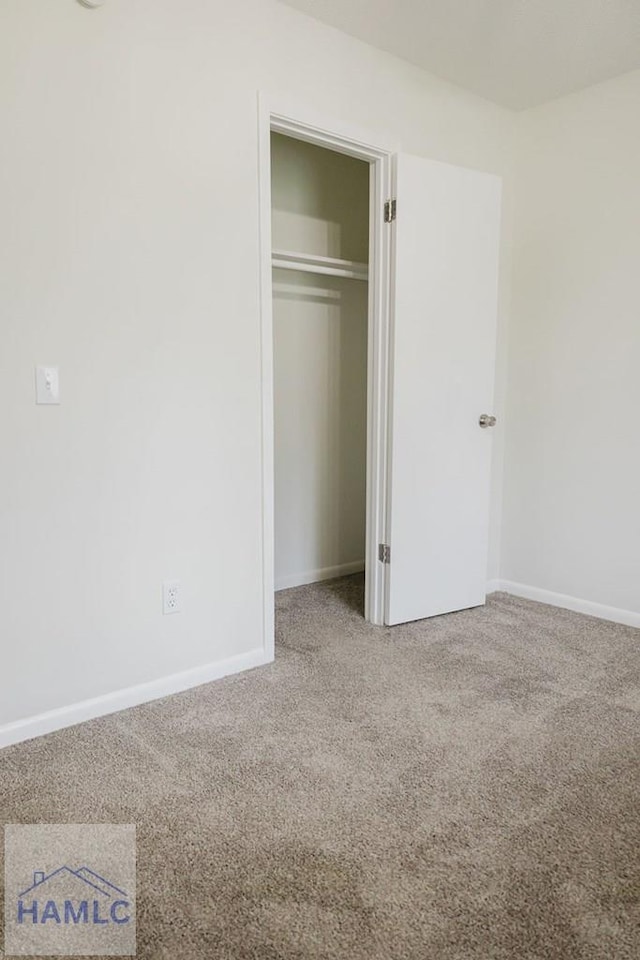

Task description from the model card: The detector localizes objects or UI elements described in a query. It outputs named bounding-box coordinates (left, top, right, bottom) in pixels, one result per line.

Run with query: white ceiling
left=280, top=0, right=640, bottom=109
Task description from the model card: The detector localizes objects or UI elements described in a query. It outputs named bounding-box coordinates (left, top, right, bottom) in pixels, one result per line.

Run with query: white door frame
left=257, top=94, right=394, bottom=653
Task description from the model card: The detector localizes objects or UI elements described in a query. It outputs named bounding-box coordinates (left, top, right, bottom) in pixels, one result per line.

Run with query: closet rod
left=273, top=281, right=342, bottom=301
left=272, top=249, right=368, bottom=282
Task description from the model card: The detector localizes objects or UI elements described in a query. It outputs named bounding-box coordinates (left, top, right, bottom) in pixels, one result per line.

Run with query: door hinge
left=378, top=543, right=391, bottom=564
left=384, top=199, right=397, bottom=223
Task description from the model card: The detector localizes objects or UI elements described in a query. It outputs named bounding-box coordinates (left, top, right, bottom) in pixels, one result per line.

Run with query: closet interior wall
left=271, top=133, right=370, bottom=591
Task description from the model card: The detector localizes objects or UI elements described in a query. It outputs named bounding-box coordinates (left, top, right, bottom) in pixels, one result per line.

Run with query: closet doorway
left=259, top=106, right=392, bottom=638
left=271, top=133, right=371, bottom=607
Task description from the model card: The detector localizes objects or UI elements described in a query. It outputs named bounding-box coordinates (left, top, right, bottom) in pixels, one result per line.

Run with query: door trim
left=257, top=94, right=394, bottom=652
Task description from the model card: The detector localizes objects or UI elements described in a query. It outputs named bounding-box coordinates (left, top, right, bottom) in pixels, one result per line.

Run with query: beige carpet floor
left=1, top=575, right=640, bottom=959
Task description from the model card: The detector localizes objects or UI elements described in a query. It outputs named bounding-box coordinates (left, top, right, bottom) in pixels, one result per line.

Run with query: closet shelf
left=272, top=249, right=368, bottom=282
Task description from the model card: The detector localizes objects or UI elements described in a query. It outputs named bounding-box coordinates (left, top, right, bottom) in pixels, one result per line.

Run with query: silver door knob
left=479, top=414, right=496, bottom=428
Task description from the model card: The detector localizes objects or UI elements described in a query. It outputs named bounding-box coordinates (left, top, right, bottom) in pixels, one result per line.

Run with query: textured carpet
left=1, top=576, right=640, bottom=959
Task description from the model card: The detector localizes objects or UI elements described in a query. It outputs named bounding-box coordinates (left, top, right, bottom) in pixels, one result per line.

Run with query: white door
left=385, top=153, right=501, bottom=625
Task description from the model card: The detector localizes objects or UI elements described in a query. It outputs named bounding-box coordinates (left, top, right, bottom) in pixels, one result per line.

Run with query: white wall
left=271, top=133, right=370, bottom=263
left=502, top=68, right=640, bottom=617
left=272, top=135, right=369, bottom=589
left=273, top=271, right=369, bottom=588
left=0, top=0, right=514, bottom=739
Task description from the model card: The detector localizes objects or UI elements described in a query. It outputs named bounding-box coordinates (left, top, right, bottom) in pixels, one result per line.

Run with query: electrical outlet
left=162, top=580, right=181, bottom=615
left=35, top=365, right=60, bottom=405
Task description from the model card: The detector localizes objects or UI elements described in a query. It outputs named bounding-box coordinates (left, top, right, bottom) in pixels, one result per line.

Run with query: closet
left=270, top=133, right=371, bottom=594
left=263, top=114, right=502, bottom=627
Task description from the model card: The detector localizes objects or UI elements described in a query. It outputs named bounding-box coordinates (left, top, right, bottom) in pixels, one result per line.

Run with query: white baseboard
left=488, top=579, right=640, bottom=630
left=6, top=577, right=635, bottom=752
left=0, top=647, right=272, bottom=751
left=276, top=560, right=365, bottom=592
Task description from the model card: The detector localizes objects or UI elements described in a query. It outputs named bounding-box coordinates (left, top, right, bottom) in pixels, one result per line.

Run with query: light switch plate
left=35, top=366, right=60, bottom=405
